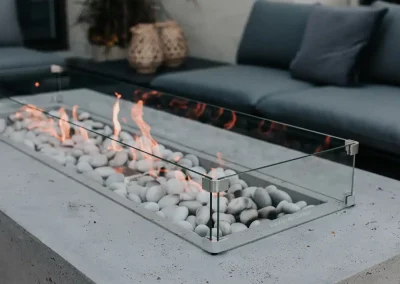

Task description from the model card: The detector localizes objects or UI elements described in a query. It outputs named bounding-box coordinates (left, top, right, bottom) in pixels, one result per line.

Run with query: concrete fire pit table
left=0, top=89, right=400, bottom=284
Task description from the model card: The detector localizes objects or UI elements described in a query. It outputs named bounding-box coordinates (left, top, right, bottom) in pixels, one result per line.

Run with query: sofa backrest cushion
left=0, top=0, right=23, bottom=46
left=366, top=1, right=400, bottom=85
left=236, top=1, right=315, bottom=69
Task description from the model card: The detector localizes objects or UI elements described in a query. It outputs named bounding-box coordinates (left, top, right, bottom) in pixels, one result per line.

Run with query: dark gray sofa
left=0, top=0, right=64, bottom=80
left=151, top=0, right=400, bottom=155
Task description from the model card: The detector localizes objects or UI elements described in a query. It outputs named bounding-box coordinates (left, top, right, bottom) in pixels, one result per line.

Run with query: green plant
left=76, top=0, right=155, bottom=48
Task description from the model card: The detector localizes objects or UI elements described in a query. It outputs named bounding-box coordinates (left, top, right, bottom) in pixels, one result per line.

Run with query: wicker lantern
left=157, top=21, right=188, bottom=67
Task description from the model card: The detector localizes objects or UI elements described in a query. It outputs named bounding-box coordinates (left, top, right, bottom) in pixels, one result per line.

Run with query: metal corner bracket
left=345, top=140, right=359, bottom=156
left=201, top=177, right=230, bottom=193
left=345, top=194, right=355, bottom=207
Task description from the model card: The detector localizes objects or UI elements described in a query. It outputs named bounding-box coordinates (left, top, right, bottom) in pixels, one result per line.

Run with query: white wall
left=67, top=0, right=356, bottom=63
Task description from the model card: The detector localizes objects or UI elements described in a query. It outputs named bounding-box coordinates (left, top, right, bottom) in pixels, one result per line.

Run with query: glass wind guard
left=0, top=67, right=357, bottom=251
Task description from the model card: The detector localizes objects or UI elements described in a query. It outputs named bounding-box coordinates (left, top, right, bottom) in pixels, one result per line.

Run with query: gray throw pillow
left=367, top=1, right=400, bottom=85
left=0, top=0, right=23, bottom=46
left=290, top=5, right=387, bottom=86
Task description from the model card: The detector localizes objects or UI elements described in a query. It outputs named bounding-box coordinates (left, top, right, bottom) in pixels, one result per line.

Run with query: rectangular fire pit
left=0, top=88, right=358, bottom=254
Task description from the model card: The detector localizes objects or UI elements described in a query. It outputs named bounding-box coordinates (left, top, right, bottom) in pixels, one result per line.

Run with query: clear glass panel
left=0, top=66, right=356, bottom=247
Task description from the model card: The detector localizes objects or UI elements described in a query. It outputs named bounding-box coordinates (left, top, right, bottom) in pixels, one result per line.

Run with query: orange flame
left=315, top=136, right=331, bottom=153
left=169, top=99, right=188, bottom=109
left=111, top=93, right=123, bottom=151
left=215, top=108, right=224, bottom=119
left=58, top=107, right=71, bottom=142
left=193, top=103, right=206, bottom=118
left=72, top=105, right=79, bottom=121
left=130, top=100, right=158, bottom=159
left=224, top=111, right=237, bottom=130
left=72, top=105, right=89, bottom=140
left=34, top=82, right=40, bottom=88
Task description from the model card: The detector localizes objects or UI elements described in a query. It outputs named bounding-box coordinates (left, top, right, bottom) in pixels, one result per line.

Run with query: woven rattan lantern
left=128, top=24, right=164, bottom=74
left=157, top=21, right=188, bottom=67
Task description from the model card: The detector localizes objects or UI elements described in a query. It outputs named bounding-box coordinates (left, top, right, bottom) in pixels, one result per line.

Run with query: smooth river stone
left=186, top=215, right=196, bottom=229
left=156, top=176, right=167, bottom=186
left=180, top=192, right=195, bottom=201
left=71, top=149, right=84, bottom=158
left=137, top=176, right=154, bottom=187
left=224, top=169, right=239, bottom=186
left=146, top=185, right=167, bottom=203
left=277, top=213, right=286, bottom=218
left=232, top=179, right=248, bottom=189
left=163, top=206, right=189, bottom=222
left=0, top=119, right=6, bottom=133
left=89, top=154, right=108, bottom=168
left=267, top=185, right=293, bottom=205
left=165, top=170, right=186, bottom=181
left=187, top=166, right=206, bottom=180
left=104, top=150, right=116, bottom=160
left=78, top=155, right=92, bottom=164
left=214, top=221, right=232, bottom=236
left=145, top=180, right=159, bottom=188
left=231, top=223, right=248, bottom=233
left=94, top=167, right=115, bottom=178
left=169, top=152, right=183, bottom=162
left=156, top=211, right=165, bottom=218
left=296, top=201, right=308, bottom=209
left=128, top=160, right=136, bottom=170
left=61, top=139, right=74, bottom=147
left=195, top=206, right=210, bottom=225
left=65, top=156, right=76, bottom=165
left=127, top=193, right=142, bottom=203
left=253, top=188, right=272, bottom=208
left=175, top=220, right=194, bottom=231
left=207, top=168, right=225, bottom=179
left=119, top=131, right=132, bottom=141
left=177, top=158, right=193, bottom=169
left=208, top=196, right=228, bottom=213
left=109, top=182, right=126, bottom=191
left=78, top=112, right=90, bottom=120
left=114, top=187, right=127, bottom=198
left=84, top=145, right=99, bottom=155
left=196, top=191, right=210, bottom=205
left=249, top=220, right=261, bottom=228
left=158, top=194, right=180, bottom=209
left=235, top=186, right=257, bottom=198
left=136, top=159, right=153, bottom=172
left=212, top=213, right=236, bottom=224
left=165, top=178, right=184, bottom=195
left=83, top=171, right=103, bottom=185
left=179, top=201, right=202, bottom=215
left=227, top=184, right=242, bottom=194
left=23, top=139, right=35, bottom=150
left=109, top=151, right=128, bottom=167
left=105, top=173, right=125, bottom=187
left=141, top=202, right=159, bottom=212
left=276, top=200, right=288, bottom=214
left=258, top=206, right=277, bottom=219
left=195, top=224, right=209, bottom=237
left=281, top=202, right=301, bottom=214
left=227, top=197, right=257, bottom=215
left=239, top=209, right=258, bottom=226
left=184, top=154, right=199, bottom=167
left=77, top=162, right=93, bottom=173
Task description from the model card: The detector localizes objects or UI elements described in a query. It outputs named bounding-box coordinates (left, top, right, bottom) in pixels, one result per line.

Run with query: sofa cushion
left=367, top=1, right=400, bottom=85
left=0, top=47, right=65, bottom=80
left=236, top=1, right=315, bottom=69
left=0, top=0, right=23, bottom=46
left=290, top=5, right=387, bottom=86
left=255, top=85, right=400, bottom=153
left=151, top=65, right=315, bottom=113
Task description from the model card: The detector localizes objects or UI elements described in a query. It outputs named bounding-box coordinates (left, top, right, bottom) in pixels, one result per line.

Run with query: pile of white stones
left=0, top=108, right=315, bottom=238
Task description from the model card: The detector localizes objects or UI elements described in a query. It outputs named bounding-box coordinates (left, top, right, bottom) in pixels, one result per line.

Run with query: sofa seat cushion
left=151, top=65, right=315, bottom=113
left=255, top=85, right=400, bottom=153
left=0, top=0, right=22, bottom=46
left=0, top=47, right=65, bottom=80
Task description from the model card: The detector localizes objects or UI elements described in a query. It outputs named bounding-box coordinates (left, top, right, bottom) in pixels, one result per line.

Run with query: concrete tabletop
left=0, top=90, right=399, bottom=284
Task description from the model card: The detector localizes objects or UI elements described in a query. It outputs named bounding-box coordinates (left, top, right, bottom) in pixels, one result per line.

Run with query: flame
left=224, top=111, right=237, bottom=130
left=58, top=107, right=71, bottom=142
left=169, top=99, right=188, bottom=109
left=130, top=100, right=158, bottom=159
left=111, top=92, right=123, bottom=151
left=193, top=103, right=206, bottom=118
left=215, top=108, right=224, bottom=119
left=72, top=105, right=79, bottom=121
left=34, top=82, right=40, bottom=88
left=315, top=136, right=331, bottom=153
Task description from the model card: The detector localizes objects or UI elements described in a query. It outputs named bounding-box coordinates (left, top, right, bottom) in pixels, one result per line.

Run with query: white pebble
left=175, top=220, right=194, bottom=231
left=282, top=203, right=301, bottom=214
left=23, top=139, right=35, bottom=149
left=114, top=187, right=127, bottom=198
left=136, top=159, right=153, bottom=172
left=65, top=156, right=76, bottom=165
left=94, top=167, right=115, bottom=178
left=249, top=220, right=261, bottom=228
left=196, top=206, right=210, bottom=225
left=62, top=139, right=74, bottom=147
left=89, top=154, right=108, bottom=167
left=105, top=173, right=125, bottom=187
left=166, top=170, right=186, bottom=180
left=109, top=151, right=128, bottom=167
left=165, top=178, right=184, bottom=195
left=186, top=215, right=196, bottom=229
left=180, top=192, right=195, bottom=201
left=185, top=154, right=199, bottom=167
left=239, top=209, right=258, bottom=225
left=296, top=201, right=308, bottom=209
left=158, top=194, right=180, bottom=209
left=109, top=182, right=126, bottom=191
left=146, top=185, right=167, bottom=203
left=0, top=119, right=6, bottom=133
left=187, top=166, right=206, bottom=180
left=156, top=211, right=165, bottom=218
left=227, top=197, right=257, bottom=215
left=141, top=202, right=159, bottom=212
left=214, top=220, right=231, bottom=236
left=83, top=171, right=103, bottom=185
left=77, top=162, right=93, bottom=173
left=128, top=160, right=137, bottom=170
left=78, top=112, right=90, bottom=120
left=196, top=191, right=210, bottom=205
left=195, top=224, right=209, bottom=237
left=180, top=201, right=202, bottom=215
left=212, top=213, right=236, bottom=224
left=71, top=149, right=84, bottom=158
left=206, top=228, right=223, bottom=238
left=227, top=183, right=242, bottom=194
left=303, top=205, right=315, bottom=210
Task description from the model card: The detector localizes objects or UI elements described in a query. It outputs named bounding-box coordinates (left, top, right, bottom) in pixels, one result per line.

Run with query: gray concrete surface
left=0, top=90, right=399, bottom=284
left=0, top=210, right=94, bottom=284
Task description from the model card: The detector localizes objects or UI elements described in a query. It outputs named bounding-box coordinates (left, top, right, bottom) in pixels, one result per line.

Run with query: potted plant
left=76, top=0, right=155, bottom=61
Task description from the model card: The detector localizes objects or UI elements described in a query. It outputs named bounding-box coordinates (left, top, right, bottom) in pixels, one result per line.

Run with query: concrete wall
left=67, top=0, right=355, bottom=63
